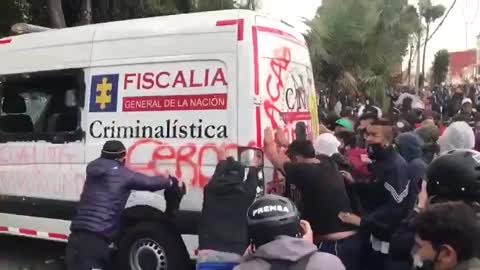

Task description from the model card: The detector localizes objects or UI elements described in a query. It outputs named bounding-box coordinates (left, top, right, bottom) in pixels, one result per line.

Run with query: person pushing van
left=66, top=140, right=186, bottom=270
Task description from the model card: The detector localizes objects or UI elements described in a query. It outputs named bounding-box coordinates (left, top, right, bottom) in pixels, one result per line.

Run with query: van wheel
left=117, top=222, right=191, bottom=270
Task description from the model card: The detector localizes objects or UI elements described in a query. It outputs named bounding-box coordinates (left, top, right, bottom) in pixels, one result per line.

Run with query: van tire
left=116, top=222, right=191, bottom=270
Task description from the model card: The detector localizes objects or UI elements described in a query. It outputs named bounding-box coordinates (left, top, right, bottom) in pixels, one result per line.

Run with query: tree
left=431, top=49, right=449, bottom=85
left=307, top=0, right=419, bottom=109
left=0, top=0, right=248, bottom=34
left=195, top=0, right=234, bottom=11
left=0, top=0, right=31, bottom=37
left=46, top=0, right=66, bottom=28
left=419, top=0, right=445, bottom=86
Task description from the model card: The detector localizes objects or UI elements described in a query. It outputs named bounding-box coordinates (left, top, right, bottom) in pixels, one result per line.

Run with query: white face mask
left=412, top=253, right=424, bottom=268
left=411, top=251, right=437, bottom=270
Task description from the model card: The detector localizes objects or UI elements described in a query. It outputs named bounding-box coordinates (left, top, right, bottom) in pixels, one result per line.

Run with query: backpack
left=265, top=253, right=314, bottom=270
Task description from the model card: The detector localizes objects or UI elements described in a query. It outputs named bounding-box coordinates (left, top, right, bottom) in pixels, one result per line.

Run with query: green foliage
left=307, top=0, right=419, bottom=107
left=419, top=0, right=446, bottom=22
left=0, top=0, right=31, bottom=37
left=0, top=0, right=249, bottom=36
left=109, top=0, right=179, bottom=20
left=431, top=49, right=449, bottom=85
left=195, top=0, right=234, bottom=11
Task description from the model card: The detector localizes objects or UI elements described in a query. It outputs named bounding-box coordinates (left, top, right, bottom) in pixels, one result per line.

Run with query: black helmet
left=427, top=149, right=480, bottom=203
left=247, top=195, right=301, bottom=247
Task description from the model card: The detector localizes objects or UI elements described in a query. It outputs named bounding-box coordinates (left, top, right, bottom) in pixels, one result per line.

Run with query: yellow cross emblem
left=96, top=77, right=112, bottom=110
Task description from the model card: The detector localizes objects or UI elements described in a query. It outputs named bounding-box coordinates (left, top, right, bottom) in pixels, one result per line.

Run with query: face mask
left=367, top=144, right=390, bottom=160
left=117, top=158, right=126, bottom=166
left=412, top=246, right=438, bottom=270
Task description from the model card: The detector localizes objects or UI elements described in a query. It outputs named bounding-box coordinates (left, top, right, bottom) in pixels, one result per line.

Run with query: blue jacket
left=360, top=149, right=416, bottom=242
left=70, top=158, right=171, bottom=240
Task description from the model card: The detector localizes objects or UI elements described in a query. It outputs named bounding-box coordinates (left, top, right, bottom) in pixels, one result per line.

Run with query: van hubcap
left=129, top=238, right=167, bottom=270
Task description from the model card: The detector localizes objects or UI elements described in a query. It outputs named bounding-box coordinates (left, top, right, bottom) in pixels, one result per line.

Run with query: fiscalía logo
left=89, top=74, right=119, bottom=112
left=252, top=205, right=290, bottom=217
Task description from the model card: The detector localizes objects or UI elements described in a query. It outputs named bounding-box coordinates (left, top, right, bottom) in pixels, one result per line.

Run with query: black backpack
left=265, top=253, right=314, bottom=270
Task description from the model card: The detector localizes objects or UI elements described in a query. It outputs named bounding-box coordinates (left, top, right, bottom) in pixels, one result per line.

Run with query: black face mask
left=367, top=144, right=391, bottom=160
left=357, top=130, right=367, bottom=148
left=117, top=158, right=126, bottom=166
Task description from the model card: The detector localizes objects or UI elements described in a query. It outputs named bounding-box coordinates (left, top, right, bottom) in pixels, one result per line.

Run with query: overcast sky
left=257, top=0, right=480, bottom=69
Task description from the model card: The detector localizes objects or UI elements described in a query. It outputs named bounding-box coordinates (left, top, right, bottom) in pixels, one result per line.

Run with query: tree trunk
left=327, top=81, right=336, bottom=111
left=94, top=0, right=111, bottom=22
left=79, top=0, right=92, bottom=25
left=176, top=0, right=192, bottom=13
left=421, top=22, right=430, bottom=88
left=407, top=44, right=413, bottom=85
left=46, top=0, right=66, bottom=28
left=415, top=28, right=422, bottom=93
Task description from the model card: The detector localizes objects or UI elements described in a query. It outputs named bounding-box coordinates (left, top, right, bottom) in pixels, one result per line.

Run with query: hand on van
left=218, top=143, right=227, bottom=161
left=275, top=127, right=289, bottom=148
left=165, top=176, right=187, bottom=217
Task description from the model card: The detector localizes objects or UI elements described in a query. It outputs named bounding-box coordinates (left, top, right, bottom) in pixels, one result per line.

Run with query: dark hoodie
left=395, top=132, right=428, bottom=192
left=199, top=158, right=258, bottom=255
left=415, top=125, right=440, bottom=163
left=70, top=158, right=171, bottom=241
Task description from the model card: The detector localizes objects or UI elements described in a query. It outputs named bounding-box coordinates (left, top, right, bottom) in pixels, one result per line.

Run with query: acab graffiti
left=262, top=46, right=319, bottom=141
left=126, top=139, right=256, bottom=188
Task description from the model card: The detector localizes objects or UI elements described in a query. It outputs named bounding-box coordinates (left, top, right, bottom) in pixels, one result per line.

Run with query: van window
left=19, top=92, right=51, bottom=124
left=0, top=69, right=85, bottom=143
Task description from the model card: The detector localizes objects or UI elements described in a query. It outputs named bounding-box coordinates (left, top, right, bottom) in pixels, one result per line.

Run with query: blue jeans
left=319, top=233, right=362, bottom=270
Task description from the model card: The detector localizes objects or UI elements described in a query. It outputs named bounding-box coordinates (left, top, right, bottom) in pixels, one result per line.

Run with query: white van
left=0, top=9, right=319, bottom=270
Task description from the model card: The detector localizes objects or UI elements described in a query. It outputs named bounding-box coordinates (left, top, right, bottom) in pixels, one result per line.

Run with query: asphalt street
left=0, top=235, right=66, bottom=270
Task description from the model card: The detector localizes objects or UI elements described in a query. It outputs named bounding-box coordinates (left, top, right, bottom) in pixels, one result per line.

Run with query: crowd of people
left=198, top=87, right=480, bottom=270
left=65, top=86, right=480, bottom=270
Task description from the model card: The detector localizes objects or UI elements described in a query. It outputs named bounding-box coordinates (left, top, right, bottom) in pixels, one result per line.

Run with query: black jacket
left=199, top=158, right=258, bottom=255
left=70, top=158, right=171, bottom=241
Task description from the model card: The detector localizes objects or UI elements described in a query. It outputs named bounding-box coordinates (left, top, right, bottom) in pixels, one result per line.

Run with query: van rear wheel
left=117, top=222, right=191, bottom=270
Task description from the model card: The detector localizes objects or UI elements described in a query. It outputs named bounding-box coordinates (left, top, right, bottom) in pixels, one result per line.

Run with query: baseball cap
left=462, top=98, right=472, bottom=105
left=335, top=118, right=354, bottom=132
left=313, top=133, right=341, bottom=157
left=412, top=101, right=425, bottom=110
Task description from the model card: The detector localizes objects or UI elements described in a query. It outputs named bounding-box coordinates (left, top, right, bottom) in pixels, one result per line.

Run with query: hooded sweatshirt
left=438, top=121, right=475, bottom=155
left=396, top=132, right=428, bottom=191
left=454, top=258, right=480, bottom=270
left=70, top=158, right=171, bottom=240
left=233, top=236, right=345, bottom=270
left=199, top=158, right=258, bottom=255
left=415, top=125, right=441, bottom=163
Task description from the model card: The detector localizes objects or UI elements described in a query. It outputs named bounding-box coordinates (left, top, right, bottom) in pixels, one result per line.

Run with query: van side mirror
left=238, top=147, right=264, bottom=168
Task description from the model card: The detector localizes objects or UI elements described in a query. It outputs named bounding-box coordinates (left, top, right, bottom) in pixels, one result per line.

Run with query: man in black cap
left=66, top=140, right=185, bottom=270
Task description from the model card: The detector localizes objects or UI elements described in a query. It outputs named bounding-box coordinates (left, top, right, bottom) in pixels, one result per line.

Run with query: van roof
left=0, top=10, right=300, bottom=75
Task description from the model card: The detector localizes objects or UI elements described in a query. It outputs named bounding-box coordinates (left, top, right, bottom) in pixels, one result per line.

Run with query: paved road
left=0, top=235, right=66, bottom=270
